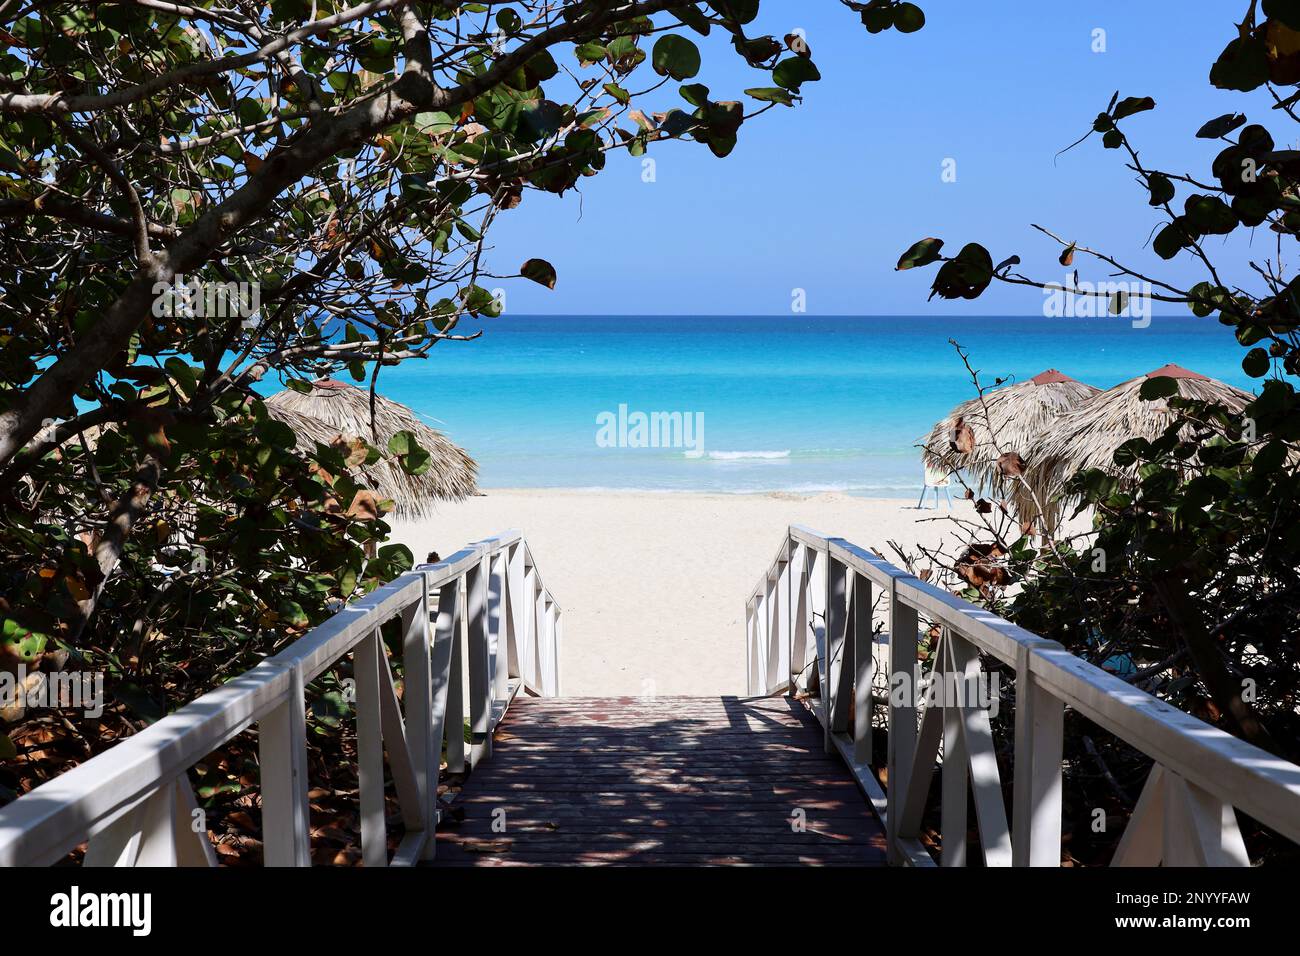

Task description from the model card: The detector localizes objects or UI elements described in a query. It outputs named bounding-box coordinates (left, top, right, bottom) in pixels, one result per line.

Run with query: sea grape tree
left=897, top=2, right=1300, bottom=774
left=0, top=2, right=924, bottom=740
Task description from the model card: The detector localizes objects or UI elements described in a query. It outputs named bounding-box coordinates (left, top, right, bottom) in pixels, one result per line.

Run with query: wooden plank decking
left=432, top=695, right=887, bottom=866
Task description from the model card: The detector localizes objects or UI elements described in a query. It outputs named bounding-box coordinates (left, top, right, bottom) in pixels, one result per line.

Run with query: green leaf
left=521, top=258, right=557, bottom=289
left=1243, top=347, right=1271, bottom=377
left=1112, top=95, right=1155, bottom=120
left=311, top=689, right=351, bottom=728
left=1188, top=282, right=1232, bottom=318
left=861, top=5, right=892, bottom=31
left=744, top=86, right=795, bottom=106
left=1153, top=221, right=1189, bottom=260
left=1139, top=376, right=1179, bottom=401
left=896, top=237, right=944, bottom=271
left=164, top=357, right=198, bottom=399
left=674, top=5, right=712, bottom=35
left=679, top=83, right=710, bottom=107
left=605, top=36, right=645, bottom=73
left=525, top=51, right=559, bottom=85
left=495, top=8, right=522, bottom=33
left=652, top=35, right=701, bottom=80
left=574, top=42, right=606, bottom=66
left=709, top=0, right=759, bottom=25
left=929, top=243, right=993, bottom=300
left=1147, top=173, right=1175, bottom=206
left=388, top=429, right=431, bottom=475
left=2, top=625, right=48, bottom=664
left=1209, top=36, right=1270, bottom=92
left=277, top=599, right=309, bottom=628
left=1113, top=438, right=1152, bottom=467
left=1196, top=112, right=1247, bottom=139
left=387, top=430, right=415, bottom=456
left=364, top=544, right=415, bottom=584
left=893, top=2, right=926, bottom=33
left=1184, top=194, right=1237, bottom=235
left=772, top=56, right=820, bottom=92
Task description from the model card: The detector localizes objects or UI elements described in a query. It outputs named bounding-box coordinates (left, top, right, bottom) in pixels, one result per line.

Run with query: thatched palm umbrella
left=265, top=378, right=478, bottom=519
left=1022, top=363, right=1254, bottom=526
left=920, top=369, right=1100, bottom=495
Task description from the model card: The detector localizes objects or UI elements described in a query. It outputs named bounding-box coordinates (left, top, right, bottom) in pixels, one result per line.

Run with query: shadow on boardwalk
left=429, top=695, right=887, bottom=866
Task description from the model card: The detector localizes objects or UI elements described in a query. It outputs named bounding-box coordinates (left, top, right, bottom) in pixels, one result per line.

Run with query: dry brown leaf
left=951, top=417, right=975, bottom=455
left=996, top=452, right=1026, bottom=478
left=346, top=490, right=383, bottom=521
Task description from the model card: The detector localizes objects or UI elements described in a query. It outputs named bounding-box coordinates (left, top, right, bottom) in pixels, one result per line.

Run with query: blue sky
left=482, top=1, right=1278, bottom=316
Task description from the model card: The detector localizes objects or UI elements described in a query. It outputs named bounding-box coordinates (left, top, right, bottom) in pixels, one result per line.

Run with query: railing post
left=774, top=549, right=791, bottom=695
left=939, top=633, right=969, bottom=866
left=506, top=543, right=525, bottom=680
left=827, top=555, right=852, bottom=750
left=401, top=580, right=437, bottom=859
left=764, top=572, right=777, bottom=693
left=522, top=561, right=538, bottom=686
left=756, top=579, right=770, bottom=696
left=1011, top=643, right=1064, bottom=866
left=489, top=551, right=509, bottom=700
left=259, top=661, right=311, bottom=866
left=808, top=546, right=828, bottom=717
left=886, top=577, right=919, bottom=865
left=543, top=598, right=558, bottom=696
left=354, top=629, right=387, bottom=867
left=789, top=542, right=809, bottom=693
left=852, top=571, right=874, bottom=768
left=467, top=554, right=492, bottom=763
left=442, top=580, right=466, bottom=775
left=553, top=608, right=563, bottom=697
left=532, top=573, right=546, bottom=690
left=745, top=599, right=756, bottom=695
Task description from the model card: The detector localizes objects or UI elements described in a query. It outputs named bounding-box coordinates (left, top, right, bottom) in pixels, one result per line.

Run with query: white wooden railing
left=0, top=530, right=561, bottom=867
left=746, top=525, right=1300, bottom=867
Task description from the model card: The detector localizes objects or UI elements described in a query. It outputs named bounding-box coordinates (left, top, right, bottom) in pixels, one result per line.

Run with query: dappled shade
left=265, top=378, right=477, bottom=519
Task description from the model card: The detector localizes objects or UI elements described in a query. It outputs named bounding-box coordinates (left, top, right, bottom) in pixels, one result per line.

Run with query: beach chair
left=917, top=464, right=953, bottom=509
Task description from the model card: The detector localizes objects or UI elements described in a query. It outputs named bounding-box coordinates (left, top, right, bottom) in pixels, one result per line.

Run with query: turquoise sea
left=368, top=315, right=1255, bottom=498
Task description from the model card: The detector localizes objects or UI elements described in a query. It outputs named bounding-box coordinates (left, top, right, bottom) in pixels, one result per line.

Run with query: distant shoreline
left=469, top=486, right=922, bottom=499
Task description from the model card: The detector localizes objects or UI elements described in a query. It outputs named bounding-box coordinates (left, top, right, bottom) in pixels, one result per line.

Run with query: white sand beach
left=391, top=490, right=1002, bottom=697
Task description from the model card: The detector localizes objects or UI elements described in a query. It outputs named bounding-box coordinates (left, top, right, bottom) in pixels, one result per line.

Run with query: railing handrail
left=0, top=529, right=562, bottom=867
left=747, top=524, right=1300, bottom=865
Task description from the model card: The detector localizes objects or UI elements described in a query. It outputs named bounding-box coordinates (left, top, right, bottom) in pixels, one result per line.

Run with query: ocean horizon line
left=461, top=484, right=922, bottom=498
left=375, top=313, right=1249, bottom=496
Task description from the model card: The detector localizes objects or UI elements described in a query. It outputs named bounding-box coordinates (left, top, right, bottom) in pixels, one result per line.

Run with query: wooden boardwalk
left=432, top=695, right=887, bottom=866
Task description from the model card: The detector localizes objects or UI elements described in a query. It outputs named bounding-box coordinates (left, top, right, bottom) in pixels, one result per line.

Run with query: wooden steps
left=431, top=695, right=887, bottom=866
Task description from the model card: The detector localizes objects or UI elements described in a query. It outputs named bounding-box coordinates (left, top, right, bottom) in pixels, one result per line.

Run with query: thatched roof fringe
left=1019, top=365, right=1254, bottom=519
left=265, top=379, right=478, bottom=519
left=919, top=370, right=1100, bottom=494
